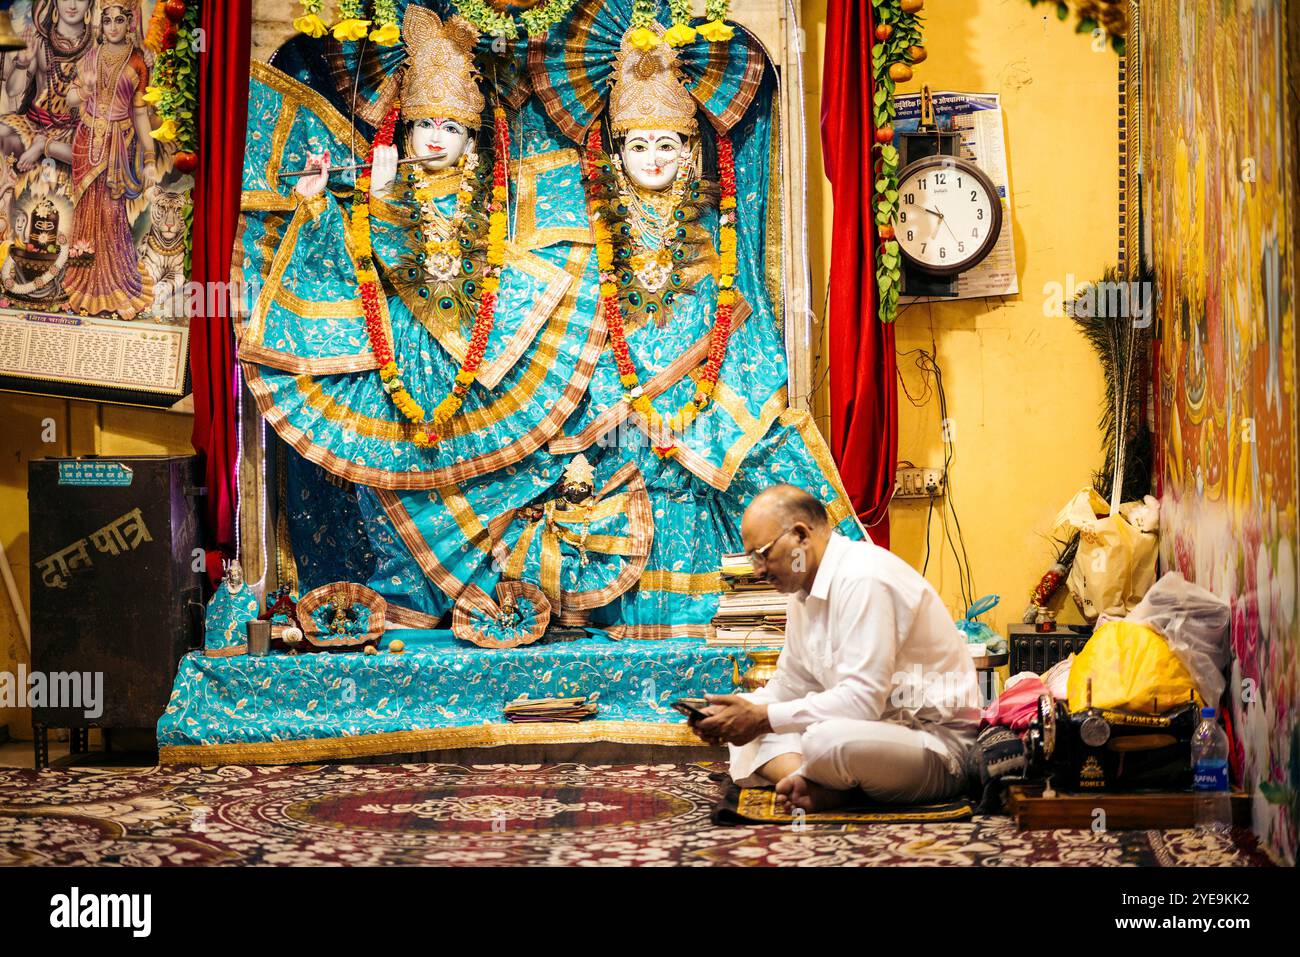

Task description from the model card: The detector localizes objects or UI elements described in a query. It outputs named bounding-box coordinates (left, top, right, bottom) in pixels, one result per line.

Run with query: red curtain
left=189, top=0, right=253, bottom=582
left=821, top=0, right=897, bottom=547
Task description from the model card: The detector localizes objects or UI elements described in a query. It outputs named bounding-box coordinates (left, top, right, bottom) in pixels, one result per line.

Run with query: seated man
left=693, top=485, right=980, bottom=811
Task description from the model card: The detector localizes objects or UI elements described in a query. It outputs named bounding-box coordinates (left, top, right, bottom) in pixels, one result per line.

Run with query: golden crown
left=608, top=29, right=698, bottom=137
left=400, top=7, right=485, bottom=128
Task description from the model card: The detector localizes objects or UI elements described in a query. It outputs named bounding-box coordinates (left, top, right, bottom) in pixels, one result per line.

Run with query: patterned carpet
left=0, top=763, right=1275, bottom=866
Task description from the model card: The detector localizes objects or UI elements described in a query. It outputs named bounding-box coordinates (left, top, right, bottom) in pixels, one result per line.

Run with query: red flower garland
left=353, top=104, right=512, bottom=447
left=582, top=126, right=740, bottom=458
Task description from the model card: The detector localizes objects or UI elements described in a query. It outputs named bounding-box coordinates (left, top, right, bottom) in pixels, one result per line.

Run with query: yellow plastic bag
left=1066, top=620, right=1204, bottom=714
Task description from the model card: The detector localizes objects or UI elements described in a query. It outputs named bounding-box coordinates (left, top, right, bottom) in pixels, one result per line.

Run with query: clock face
left=894, top=155, right=1003, bottom=277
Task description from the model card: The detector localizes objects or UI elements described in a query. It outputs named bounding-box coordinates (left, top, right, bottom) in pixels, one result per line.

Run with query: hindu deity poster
left=1143, top=0, right=1299, bottom=863
left=0, top=0, right=195, bottom=406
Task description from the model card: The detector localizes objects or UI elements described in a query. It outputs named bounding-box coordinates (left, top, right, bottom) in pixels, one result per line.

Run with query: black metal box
left=1008, top=623, right=1093, bottom=675
left=28, top=455, right=203, bottom=729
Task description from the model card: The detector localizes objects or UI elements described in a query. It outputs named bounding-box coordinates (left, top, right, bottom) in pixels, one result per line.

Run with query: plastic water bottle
left=1192, top=707, right=1231, bottom=833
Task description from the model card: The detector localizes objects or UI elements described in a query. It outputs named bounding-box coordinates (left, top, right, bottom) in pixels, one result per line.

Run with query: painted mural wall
left=1143, top=0, right=1298, bottom=862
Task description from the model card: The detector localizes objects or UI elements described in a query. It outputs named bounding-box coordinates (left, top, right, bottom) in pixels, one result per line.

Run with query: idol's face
left=620, top=129, right=687, bottom=192
left=101, top=6, right=129, bottom=43
left=59, top=0, right=92, bottom=27
left=409, top=118, right=472, bottom=170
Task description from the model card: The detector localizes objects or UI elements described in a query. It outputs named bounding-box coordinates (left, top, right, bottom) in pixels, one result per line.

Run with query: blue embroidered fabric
left=158, top=635, right=749, bottom=748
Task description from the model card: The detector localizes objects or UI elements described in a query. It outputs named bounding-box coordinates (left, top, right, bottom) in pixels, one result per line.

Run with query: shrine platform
left=157, top=632, right=755, bottom=766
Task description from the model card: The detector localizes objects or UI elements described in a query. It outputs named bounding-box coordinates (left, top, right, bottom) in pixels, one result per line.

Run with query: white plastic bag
left=1053, top=488, right=1158, bottom=620
left=1125, top=571, right=1231, bottom=706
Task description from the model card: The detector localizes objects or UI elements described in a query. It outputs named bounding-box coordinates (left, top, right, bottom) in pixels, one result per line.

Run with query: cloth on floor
left=712, top=780, right=977, bottom=825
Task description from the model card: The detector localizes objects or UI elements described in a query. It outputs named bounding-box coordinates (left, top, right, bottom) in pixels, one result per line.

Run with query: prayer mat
left=712, top=782, right=977, bottom=826
left=0, top=763, right=1276, bottom=866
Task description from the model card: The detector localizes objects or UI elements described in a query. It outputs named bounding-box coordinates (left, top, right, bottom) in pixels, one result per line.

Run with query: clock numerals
left=894, top=156, right=1001, bottom=276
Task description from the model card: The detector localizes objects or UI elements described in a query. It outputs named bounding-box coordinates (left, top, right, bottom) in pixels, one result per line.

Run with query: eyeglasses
left=745, top=526, right=796, bottom=569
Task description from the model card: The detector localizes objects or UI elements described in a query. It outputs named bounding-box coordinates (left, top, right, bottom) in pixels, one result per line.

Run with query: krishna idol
left=234, top=0, right=859, bottom=641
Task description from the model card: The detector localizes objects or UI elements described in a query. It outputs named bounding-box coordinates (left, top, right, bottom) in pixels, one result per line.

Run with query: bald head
left=746, top=484, right=829, bottom=530
left=741, top=485, right=832, bottom=594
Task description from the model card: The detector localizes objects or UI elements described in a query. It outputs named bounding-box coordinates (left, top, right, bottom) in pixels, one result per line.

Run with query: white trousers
left=728, top=718, right=966, bottom=804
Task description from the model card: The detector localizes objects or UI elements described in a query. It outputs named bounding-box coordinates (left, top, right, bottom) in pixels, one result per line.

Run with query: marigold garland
left=371, top=0, right=401, bottom=45
left=333, top=0, right=370, bottom=41
left=582, top=126, right=739, bottom=459
left=701, top=0, right=735, bottom=41
left=629, top=0, right=660, bottom=49
left=293, top=0, right=329, bottom=38
left=665, top=0, right=697, bottom=46
left=145, top=2, right=199, bottom=153
left=352, top=105, right=511, bottom=448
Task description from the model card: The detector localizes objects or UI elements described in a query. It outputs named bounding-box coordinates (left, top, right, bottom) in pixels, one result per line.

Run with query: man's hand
left=690, top=694, right=771, bottom=747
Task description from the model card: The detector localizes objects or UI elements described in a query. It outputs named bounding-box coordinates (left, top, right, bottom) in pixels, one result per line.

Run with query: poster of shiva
left=0, top=0, right=196, bottom=405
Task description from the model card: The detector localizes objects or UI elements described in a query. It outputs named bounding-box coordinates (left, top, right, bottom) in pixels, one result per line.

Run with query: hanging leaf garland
left=1027, top=0, right=1127, bottom=55
left=870, top=0, right=926, bottom=323
left=146, top=0, right=199, bottom=159
left=519, top=0, right=585, bottom=37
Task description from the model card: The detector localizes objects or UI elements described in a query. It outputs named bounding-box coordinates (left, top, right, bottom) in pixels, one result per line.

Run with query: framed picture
left=0, top=0, right=193, bottom=407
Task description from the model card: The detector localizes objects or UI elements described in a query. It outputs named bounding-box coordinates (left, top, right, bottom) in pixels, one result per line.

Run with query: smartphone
left=672, top=697, right=712, bottom=721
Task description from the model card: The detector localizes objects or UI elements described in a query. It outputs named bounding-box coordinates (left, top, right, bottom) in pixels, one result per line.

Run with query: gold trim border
left=158, top=720, right=705, bottom=766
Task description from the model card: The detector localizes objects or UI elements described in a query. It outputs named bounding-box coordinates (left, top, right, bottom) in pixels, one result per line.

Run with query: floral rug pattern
left=0, top=764, right=1275, bottom=867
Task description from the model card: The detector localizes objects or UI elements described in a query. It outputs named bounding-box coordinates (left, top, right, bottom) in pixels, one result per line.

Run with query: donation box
left=28, top=456, right=203, bottom=729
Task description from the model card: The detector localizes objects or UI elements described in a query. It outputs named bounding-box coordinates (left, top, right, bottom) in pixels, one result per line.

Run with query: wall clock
left=894, top=153, right=1003, bottom=278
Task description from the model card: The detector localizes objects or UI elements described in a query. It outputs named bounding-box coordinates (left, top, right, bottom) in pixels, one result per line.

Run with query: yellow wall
left=0, top=395, right=193, bottom=738
left=801, top=0, right=1117, bottom=632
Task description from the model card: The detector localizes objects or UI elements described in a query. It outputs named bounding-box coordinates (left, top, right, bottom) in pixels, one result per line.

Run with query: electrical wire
left=896, top=343, right=978, bottom=610
left=921, top=491, right=934, bottom=576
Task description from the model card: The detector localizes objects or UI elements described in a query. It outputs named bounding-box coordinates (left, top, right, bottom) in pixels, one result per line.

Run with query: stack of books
left=503, top=696, right=598, bottom=723
left=709, top=553, right=787, bottom=647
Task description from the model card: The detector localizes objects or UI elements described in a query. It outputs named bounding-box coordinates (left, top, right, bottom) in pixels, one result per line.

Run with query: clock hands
left=923, top=205, right=960, bottom=243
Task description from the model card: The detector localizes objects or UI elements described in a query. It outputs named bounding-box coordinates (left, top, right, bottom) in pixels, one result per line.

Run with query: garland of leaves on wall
left=1027, top=0, right=1128, bottom=55
left=870, top=0, right=926, bottom=324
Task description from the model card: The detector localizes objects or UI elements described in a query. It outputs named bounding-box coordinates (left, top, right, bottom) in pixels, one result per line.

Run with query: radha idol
left=519, top=1, right=865, bottom=637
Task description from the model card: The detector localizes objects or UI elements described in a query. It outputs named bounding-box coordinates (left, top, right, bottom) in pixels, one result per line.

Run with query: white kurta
left=729, top=532, right=981, bottom=799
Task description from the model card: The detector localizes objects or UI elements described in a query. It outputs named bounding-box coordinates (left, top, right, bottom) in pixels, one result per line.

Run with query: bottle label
left=1193, top=760, right=1228, bottom=792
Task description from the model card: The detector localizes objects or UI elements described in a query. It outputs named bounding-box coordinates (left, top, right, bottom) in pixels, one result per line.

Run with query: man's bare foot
left=774, top=772, right=856, bottom=812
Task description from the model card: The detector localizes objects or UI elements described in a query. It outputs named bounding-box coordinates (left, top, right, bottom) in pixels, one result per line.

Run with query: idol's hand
left=143, top=159, right=160, bottom=194
left=295, top=151, right=330, bottom=198
left=370, top=144, right=398, bottom=198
